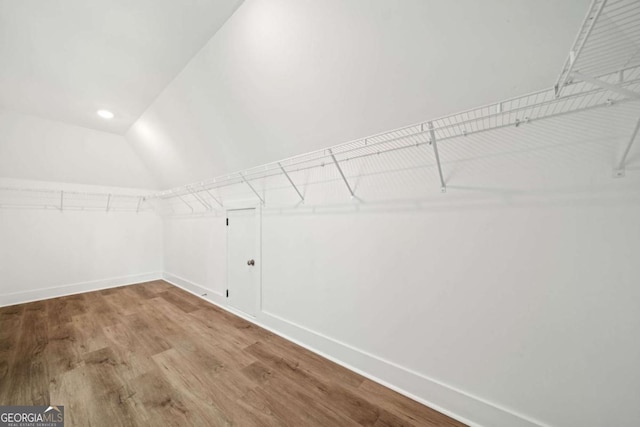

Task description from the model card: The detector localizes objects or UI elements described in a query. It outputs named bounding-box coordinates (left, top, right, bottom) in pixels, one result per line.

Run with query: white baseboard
left=162, top=272, right=546, bottom=427
left=0, top=271, right=163, bottom=307
left=163, top=272, right=224, bottom=304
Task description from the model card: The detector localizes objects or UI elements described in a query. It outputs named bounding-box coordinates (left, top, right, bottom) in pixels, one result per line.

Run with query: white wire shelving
left=149, top=63, right=640, bottom=215
left=3, top=0, right=639, bottom=215
left=149, top=0, right=640, bottom=215
left=0, top=186, right=149, bottom=213
left=555, top=0, right=640, bottom=97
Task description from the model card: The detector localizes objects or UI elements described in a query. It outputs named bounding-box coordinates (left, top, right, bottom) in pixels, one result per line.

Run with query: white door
left=227, top=208, right=259, bottom=317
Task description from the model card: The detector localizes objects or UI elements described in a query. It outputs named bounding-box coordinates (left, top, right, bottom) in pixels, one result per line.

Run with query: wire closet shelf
left=150, top=0, right=640, bottom=215
left=151, top=66, right=640, bottom=214
left=555, top=0, right=640, bottom=96
left=2, top=0, right=638, bottom=214
left=0, top=187, right=148, bottom=213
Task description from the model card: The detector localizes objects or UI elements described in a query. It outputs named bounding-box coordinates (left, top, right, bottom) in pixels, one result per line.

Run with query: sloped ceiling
left=0, top=0, right=243, bottom=134
left=0, top=0, right=592, bottom=189
left=127, top=0, right=590, bottom=189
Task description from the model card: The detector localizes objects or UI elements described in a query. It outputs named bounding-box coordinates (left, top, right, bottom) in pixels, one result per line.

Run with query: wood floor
left=0, top=281, right=464, bottom=426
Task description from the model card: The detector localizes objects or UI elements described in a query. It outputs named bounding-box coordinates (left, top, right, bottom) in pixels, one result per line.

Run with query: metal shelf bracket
left=572, top=72, right=640, bottom=101
left=186, top=185, right=212, bottom=211
left=428, top=122, right=446, bottom=193
left=204, top=189, right=224, bottom=208
left=240, top=172, right=265, bottom=205
left=614, top=117, right=640, bottom=178
left=278, top=162, right=304, bottom=202
left=176, top=193, right=194, bottom=212
left=328, top=149, right=355, bottom=198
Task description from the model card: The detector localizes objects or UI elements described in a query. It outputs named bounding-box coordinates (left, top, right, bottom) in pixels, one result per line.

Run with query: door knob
left=247, top=259, right=255, bottom=266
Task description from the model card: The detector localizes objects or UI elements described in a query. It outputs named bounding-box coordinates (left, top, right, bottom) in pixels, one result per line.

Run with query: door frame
left=225, top=202, right=262, bottom=316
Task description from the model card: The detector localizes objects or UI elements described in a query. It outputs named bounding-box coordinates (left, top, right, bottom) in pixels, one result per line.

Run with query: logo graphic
left=0, top=405, right=64, bottom=427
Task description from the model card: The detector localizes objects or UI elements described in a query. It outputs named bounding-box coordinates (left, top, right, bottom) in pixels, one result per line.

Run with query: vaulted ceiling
left=0, top=0, right=243, bottom=134
left=126, top=0, right=591, bottom=188
left=0, top=0, right=592, bottom=189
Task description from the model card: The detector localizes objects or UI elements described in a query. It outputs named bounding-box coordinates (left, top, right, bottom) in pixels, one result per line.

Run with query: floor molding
left=162, top=272, right=546, bottom=427
left=0, top=272, right=163, bottom=307
left=163, top=272, right=225, bottom=304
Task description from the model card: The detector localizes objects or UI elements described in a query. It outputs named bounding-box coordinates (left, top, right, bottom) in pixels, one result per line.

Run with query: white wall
left=258, top=202, right=640, bottom=427
left=164, top=213, right=227, bottom=296
left=0, top=178, right=163, bottom=306
left=0, top=109, right=157, bottom=189
left=162, top=103, right=640, bottom=427
left=0, top=110, right=162, bottom=304
left=127, top=0, right=588, bottom=188
left=1, top=1, right=630, bottom=425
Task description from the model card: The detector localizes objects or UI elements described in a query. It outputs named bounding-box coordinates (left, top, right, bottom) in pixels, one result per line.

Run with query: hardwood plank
left=0, top=281, right=465, bottom=427
left=256, top=331, right=365, bottom=388
left=189, top=303, right=277, bottom=349
left=156, top=290, right=201, bottom=313
left=150, top=347, right=245, bottom=426
left=251, top=373, right=360, bottom=426
left=46, top=322, right=82, bottom=380
left=101, top=321, right=162, bottom=382
left=81, top=291, right=121, bottom=326
left=129, top=368, right=224, bottom=426
left=136, top=280, right=173, bottom=294
left=127, top=282, right=160, bottom=300
left=0, top=305, right=23, bottom=356
left=50, top=358, right=140, bottom=427
left=359, top=379, right=463, bottom=427
left=1, top=301, right=49, bottom=406
left=0, top=305, right=24, bottom=403
left=102, top=287, right=143, bottom=317
left=245, top=341, right=379, bottom=425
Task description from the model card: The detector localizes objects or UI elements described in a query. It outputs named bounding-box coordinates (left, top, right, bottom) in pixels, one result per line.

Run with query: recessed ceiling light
left=97, top=109, right=114, bottom=119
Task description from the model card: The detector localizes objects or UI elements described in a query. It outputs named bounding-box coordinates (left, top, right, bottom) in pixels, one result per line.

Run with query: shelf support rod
left=136, top=197, right=143, bottom=214
left=106, top=194, right=111, bottom=212
left=278, top=162, right=304, bottom=202
left=572, top=71, right=640, bottom=101
left=194, top=191, right=212, bottom=210
left=176, top=194, right=194, bottom=212
left=429, top=122, right=446, bottom=193
left=555, top=0, right=608, bottom=97
left=60, top=190, right=64, bottom=211
left=167, top=199, right=175, bottom=214
left=614, top=117, right=640, bottom=177
left=328, top=149, right=355, bottom=198
left=204, top=189, right=224, bottom=208
left=186, top=186, right=211, bottom=211
left=240, top=173, right=264, bottom=205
